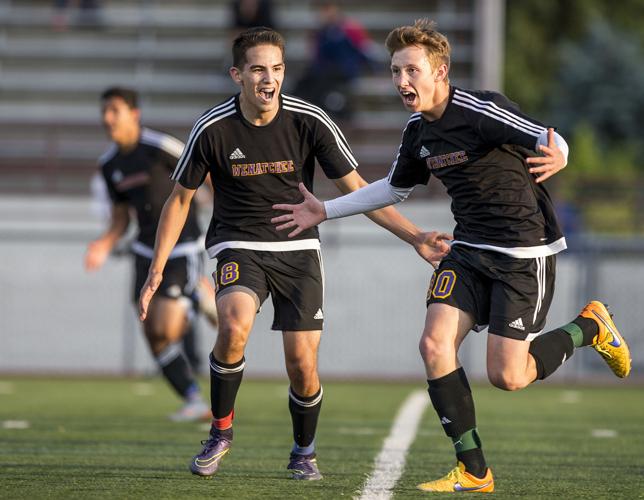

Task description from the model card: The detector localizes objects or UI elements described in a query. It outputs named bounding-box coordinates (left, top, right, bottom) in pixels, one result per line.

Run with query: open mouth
left=258, top=88, right=275, bottom=103
left=400, top=90, right=417, bottom=106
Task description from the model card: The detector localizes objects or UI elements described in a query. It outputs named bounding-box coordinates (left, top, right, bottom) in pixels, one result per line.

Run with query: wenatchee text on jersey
left=426, top=151, right=468, bottom=170
left=231, top=160, right=295, bottom=177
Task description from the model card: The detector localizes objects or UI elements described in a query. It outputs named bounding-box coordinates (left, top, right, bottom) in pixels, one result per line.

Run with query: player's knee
left=285, top=356, right=317, bottom=381
left=215, top=321, right=249, bottom=355
left=487, top=369, right=529, bottom=391
left=419, top=334, right=449, bottom=366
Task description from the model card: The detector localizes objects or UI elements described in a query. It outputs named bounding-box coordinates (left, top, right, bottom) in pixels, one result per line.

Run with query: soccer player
left=85, top=87, right=211, bottom=422
left=138, top=27, right=450, bottom=480
left=271, top=19, right=632, bottom=493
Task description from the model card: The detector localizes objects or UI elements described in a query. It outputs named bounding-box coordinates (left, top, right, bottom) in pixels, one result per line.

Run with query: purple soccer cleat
left=287, top=452, right=323, bottom=480
left=189, top=431, right=231, bottom=477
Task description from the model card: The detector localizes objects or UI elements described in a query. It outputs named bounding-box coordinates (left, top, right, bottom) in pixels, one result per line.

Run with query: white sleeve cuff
left=536, top=130, right=569, bottom=166
left=324, top=178, right=413, bottom=220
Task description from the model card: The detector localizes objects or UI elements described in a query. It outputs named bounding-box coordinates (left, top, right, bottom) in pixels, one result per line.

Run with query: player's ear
left=229, top=66, right=243, bottom=86
left=434, top=64, right=448, bottom=83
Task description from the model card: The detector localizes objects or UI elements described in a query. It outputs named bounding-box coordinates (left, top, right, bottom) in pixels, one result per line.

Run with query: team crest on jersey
left=229, top=148, right=246, bottom=160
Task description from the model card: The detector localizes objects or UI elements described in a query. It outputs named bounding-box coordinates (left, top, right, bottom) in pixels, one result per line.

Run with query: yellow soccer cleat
left=580, top=301, right=631, bottom=378
left=417, top=462, right=494, bottom=493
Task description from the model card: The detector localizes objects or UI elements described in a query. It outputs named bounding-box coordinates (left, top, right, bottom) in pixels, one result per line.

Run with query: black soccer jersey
left=389, top=86, right=566, bottom=258
left=99, top=128, right=202, bottom=250
left=171, top=93, right=357, bottom=258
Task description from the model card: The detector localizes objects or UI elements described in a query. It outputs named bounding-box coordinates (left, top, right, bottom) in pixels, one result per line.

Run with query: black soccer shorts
left=426, top=244, right=556, bottom=340
left=133, top=252, right=202, bottom=303
left=214, top=248, right=324, bottom=332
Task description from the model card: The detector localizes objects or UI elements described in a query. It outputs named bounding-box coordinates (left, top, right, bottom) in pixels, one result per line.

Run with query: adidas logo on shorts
left=313, top=309, right=324, bottom=320
left=509, top=317, right=525, bottom=331
left=229, top=148, right=246, bottom=160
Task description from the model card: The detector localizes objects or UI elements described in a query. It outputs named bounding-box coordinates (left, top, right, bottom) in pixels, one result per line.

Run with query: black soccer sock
left=182, top=318, right=201, bottom=373
left=289, top=386, right=323, bottom=454
left=427, top=368, right=487, bottom=478
left=209, top=353, right=245, bottom=430
left=529, top=329, right=575, bottom=380
left=562, top=316, right=599, bottom=347
left=156, top=343, right=198, bottom=399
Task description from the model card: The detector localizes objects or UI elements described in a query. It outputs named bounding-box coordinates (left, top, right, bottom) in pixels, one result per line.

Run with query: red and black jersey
left=171, top=93, right=357, bottom=258
left=99, top=128, right=201, bottom=249
left=389, top=86, right=566, bottom=258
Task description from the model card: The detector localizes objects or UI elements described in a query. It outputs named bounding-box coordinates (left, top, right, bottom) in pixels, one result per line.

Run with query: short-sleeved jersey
left=99, top=127, right=202, bottom=250
left=171, top=93, right=357, bottom=258
left=389, top=86, right=566, bottom=258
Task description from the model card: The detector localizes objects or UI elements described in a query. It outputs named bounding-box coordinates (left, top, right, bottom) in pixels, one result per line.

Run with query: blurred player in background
left=138, top=27, right=449, bottom=481
left=272, top=19, right=632, bottom=494
left=85, top=86, right=216, bottom=422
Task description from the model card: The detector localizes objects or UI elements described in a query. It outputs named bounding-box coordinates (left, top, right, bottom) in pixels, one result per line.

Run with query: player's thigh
left=423, top=303, right=475, bottom=350
left=264, top=250, right=324, bottom=332
left=486, top=333, right=531, bottom=378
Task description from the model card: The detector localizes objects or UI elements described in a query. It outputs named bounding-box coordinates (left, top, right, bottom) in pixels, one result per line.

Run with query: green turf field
left=0, top=378, right=642, bottom=499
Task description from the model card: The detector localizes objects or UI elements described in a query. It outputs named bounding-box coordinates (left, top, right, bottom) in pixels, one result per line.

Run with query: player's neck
left=239, top=95, right=279, bottom=126
left=421, top=83, right=451, bottom=122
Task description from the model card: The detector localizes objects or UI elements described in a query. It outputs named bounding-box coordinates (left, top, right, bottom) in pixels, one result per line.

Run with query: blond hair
left=385, top=19, right=450, bottom=81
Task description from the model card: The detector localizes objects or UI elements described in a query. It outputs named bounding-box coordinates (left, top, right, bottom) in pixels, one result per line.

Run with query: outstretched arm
left=527, top=127, right=568, bottom=183
left=272, top=177, right=404, bottom=237
left=332, top=171, right=451, bottom=265
left=272, top=172, right=451, bottom=266
left=139, top=183, right=196, bottom=321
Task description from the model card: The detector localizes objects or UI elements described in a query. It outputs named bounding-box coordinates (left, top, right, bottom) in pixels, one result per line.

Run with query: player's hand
left=84, top=239, right=111, bottom=271
left=271, top=183, right=326, bottom=238
left=526, top=127, right=566, bottom=183
left=139, top=271, right=163, bottom=321
left=414, top=231, right=453, bottom=268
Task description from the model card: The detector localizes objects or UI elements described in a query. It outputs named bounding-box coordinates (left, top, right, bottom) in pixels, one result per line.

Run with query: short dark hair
left=232, top=27, right=285, bottom=67
left=101, top=86, right=139, bottom=109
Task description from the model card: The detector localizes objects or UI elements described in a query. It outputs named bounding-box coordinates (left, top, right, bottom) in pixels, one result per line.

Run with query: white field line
left=356, top=390, right=429, bottom=500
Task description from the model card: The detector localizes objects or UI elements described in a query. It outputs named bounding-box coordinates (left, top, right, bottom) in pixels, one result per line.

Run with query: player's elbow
left=389, top=184, right=412, bottom=203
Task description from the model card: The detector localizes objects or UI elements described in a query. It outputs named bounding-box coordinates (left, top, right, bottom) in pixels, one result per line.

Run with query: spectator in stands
left=293, top=1, right=378, bottom=120
left=85, top=86, right=216, bottom=421
left=52, top=0, right=102, bottom=31
left=231, top=0, right=275, bottom=31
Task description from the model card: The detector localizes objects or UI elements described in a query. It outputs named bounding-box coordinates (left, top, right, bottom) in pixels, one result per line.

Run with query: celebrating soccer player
left=138, top=27, right=449, bottom=481
left=272, top=19, right=631, bottom=493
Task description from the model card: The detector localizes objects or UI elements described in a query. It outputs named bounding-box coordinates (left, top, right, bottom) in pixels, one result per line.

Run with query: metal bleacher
left=0, top=0, right=489, bottom=194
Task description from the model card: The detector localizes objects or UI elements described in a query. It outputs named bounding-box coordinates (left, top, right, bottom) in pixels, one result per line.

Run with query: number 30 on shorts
left=220, top=262, right=240, bottom=286
left=431, top=270, right=456, bottom=299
